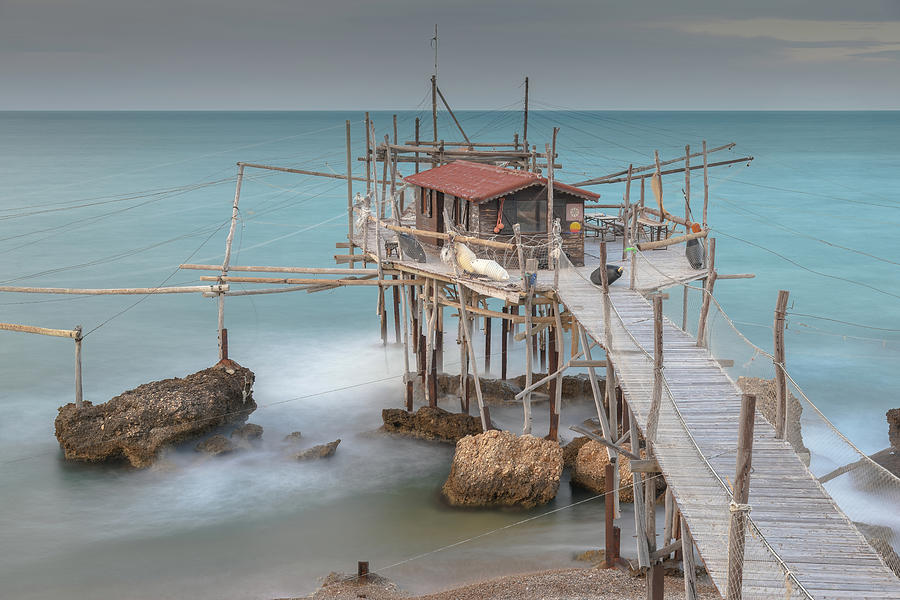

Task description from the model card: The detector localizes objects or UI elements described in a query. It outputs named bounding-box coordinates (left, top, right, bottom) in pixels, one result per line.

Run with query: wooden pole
left=774, top=290, right=790, bottom=440
left=682, top=285, right=689, bottom=331
left=523, top=76, right=529, bottom=149
left=436, top=303, right=444, bottom=373
left=696, top=238, right=717, bottom=347
left=574, top=143, right=737, bottom=186
left=414, top=118, right=420, bottom=174
left=456, top=284, right=489, bottom=430
left=546, top=129, right=558, bottom=257
left=0, top=322, right=79, bottom=338
left=622, top=165, right=632, bottom=259
left=516, top=224, right=533, bottom=434
left=501, top=306, right=508, bottom=380
left=484, top=312, right=492, bottom=373
left=74, top=325, right=83, bottom=409
left=400, top=274, right=414, bottom=411
left=431, top=75, right=438, bottom=145
left=702, top=140, right=709, bottom=228
left=219, top=164, right=244, bottom=360
left=647, top=295, right=664, bottom=445
left=365, top=112, right=372, bottom=194
left=435, top=86, right=471, bottom=147
left=630, top=405, right=651, bottom=568
left=684, top=144, right=691, bottom=225
left=346, top=120, right=354, bottom=254
left=547, top=303, right=563, bottom=441
left=726, top=393, right=757, bottom=600
left=604, top=461, right=621, bottom=568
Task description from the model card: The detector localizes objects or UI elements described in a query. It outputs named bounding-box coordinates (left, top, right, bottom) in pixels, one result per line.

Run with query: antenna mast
left=431, top=24, right=438, bottom=143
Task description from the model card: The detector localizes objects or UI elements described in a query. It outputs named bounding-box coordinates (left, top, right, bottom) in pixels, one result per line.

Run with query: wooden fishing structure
left=4, top=66, right=899, bottom=600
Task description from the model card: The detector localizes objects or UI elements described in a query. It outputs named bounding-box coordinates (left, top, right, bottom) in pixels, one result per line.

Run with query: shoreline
left=291, top=565, right=720, bottom=600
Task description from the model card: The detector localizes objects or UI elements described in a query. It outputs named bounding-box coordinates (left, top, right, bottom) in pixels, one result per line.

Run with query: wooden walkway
left=556, top=267, right=900, bottom=599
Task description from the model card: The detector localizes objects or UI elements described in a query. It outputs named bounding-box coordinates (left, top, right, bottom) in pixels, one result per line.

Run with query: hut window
left=514, top=198, right=547, bottom=233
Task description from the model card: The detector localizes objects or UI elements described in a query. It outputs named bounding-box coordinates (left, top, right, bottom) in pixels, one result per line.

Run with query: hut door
left=435, top=192, right=445, bottom=234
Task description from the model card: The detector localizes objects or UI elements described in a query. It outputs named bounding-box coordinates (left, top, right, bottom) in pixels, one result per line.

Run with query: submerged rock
left=441, top=430, right=563, bottom=509
left=382, top=406, right=482, bottom=442
left=432, top=372, right=599, bottom=406
left=295, top=439, right=340, bottom=461
left=54, top=361, right=255, bottom=468
left=196, top=435, right=235, bottom=456
left=736, top=377, right=809, bottom=463
left=283, top=431, right=303, bottom=444
left=571, top=440, right=640, bottom=502
left=231, top=423, right=264, bottom=442
left=869, top=447, right=900, bottom=478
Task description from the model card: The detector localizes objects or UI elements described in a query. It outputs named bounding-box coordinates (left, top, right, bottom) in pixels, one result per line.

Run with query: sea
left=1, top=110, right=898, bottom=599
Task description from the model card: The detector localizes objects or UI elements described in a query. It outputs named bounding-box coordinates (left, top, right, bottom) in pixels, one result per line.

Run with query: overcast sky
left=2, top=0, right=899, bottom=110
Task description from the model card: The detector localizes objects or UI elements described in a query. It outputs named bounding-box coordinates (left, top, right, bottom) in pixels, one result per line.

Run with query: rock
left=54, top=362, right=255, bottom=468
left=574, top=549, right=606, bottom=564
left=231, top=423, right=263, bottom=441
left=512, top=373, right=596, bottom=401
left=433, top=372, right=600, bottom=406
left=571, top=440, right=639, bottom=502
left=736, top=377, right=809, bottom=463
left=295, top=439, right=340, bottom=461
left=888, top=408, right=900, bottom=449
left=195, top=435, right=235, bottom=456
left=870, top=447, right=900, bottom=478
left=441, top=430, right=563, bottom=508
left=562, top=436, right=590, bottom=468
left=382, top=406, right=482, bottom=442
left=283, top=431, right=303, bottom=443
left=854, top=522, right=900, bottom=578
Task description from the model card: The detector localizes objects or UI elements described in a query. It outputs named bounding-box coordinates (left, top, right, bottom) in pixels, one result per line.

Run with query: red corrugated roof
left=403, top=160, right=599, bottom=203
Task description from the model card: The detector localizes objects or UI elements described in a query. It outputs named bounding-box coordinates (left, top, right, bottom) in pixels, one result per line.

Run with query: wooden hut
left=403, top=160, right=598, bottom=266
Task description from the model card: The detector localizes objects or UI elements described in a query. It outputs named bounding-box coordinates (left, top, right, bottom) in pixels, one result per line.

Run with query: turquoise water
left=0, top=111, right=898, bottom=598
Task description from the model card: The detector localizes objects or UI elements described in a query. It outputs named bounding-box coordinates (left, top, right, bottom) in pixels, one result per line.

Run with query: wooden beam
left=237, top=161, right=391, bottom=185
left=181, top=264, right=374, bottom=275
left=574, top=142, right=737, bottom=185
left=568, top=359, right=608, bottom=368
left=636, top=229, right=709, bottom=251
left=0, top=285, right=227, bottom=295
left=200, top=275, right=415, bottom=286
left=717, top=273, right=755, bottom=280
left=569, top=425, right=642, bottom=461
left=582, top=156, right=753, bottom=185
left=435, top=85, right=471, bottom=146
left=0, top=322, right=80, bottom=339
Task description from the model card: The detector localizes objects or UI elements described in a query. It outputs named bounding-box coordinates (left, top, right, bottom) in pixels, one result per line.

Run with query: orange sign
left=569, top=221, right=582, bottom=233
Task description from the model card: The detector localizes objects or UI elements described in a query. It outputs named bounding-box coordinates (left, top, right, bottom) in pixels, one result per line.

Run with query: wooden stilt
left=436, top=303, right=444, bottom=373
left=622, top=164, right=632, bottom=259
left=500, top=306, right=509, bottom=380
left=682, top=515, right=698, bottom=600
left=459, top=312, right=469, bottom=414
left=702, top=140, right=709, bottom=229
left=346, top=120, right=355, bottom=262
left=663, top=487, right=674, bottom=550
left=456, top=284, right=489, bottom=430
left=682, top=285, right=689, bottom=331
left=630, top=404, right=651, bottom=568
left=515, top=225, right=533, bottom=434
left=547, top=307, right=559, bottom=441
left=400, top=274, right=414, bottom=412
left=684, top=144, right=691, bottom=224
left=391, top=275, right=401, bottom=344
left=604, top=461, right=621, bottom=568
left=696, top=238, right=717, bottom=347
left=484, top=312, right=492, bottom=373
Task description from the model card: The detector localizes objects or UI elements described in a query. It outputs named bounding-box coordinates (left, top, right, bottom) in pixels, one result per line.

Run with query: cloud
left=652, top=18, right=900, bottom=61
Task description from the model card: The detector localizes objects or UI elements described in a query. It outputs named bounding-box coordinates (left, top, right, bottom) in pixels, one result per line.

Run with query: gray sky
left=2, top=0, right=899, bottom=110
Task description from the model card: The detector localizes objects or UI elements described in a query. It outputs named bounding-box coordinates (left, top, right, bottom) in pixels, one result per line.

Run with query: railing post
left=726, top=393, right=757, bottom=600
left=74, top=325, right=83, bottom=409
left=773, top=290, right=790, bottom=440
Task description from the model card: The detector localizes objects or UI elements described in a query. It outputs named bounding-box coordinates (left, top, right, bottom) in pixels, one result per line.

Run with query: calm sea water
left=1, top=111, right=898, bottom=598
